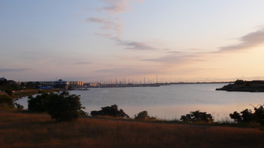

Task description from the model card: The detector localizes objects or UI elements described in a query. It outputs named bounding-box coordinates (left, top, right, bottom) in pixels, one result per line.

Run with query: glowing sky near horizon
left=1, top=0, right=264, bottom=82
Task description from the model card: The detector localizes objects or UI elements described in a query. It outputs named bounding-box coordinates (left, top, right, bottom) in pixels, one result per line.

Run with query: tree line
left=2, top=86, right=264, bottom=125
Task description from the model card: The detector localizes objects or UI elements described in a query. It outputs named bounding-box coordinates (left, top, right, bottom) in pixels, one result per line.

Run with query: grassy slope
left=1, top=111, right=264, bottom=148
left=0, top=89, right=60, bottom=100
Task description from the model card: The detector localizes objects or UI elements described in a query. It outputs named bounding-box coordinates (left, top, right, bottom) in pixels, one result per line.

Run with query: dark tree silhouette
left=134, top=111, right=156, bottom=120
left=254, top=105, right=264, bottom=125
left=230, top=105, right=264, bottom=125
left=91, top=104, right=129, bottom=118
left=180, top=110, right=214, bottom=123
left=230, top=109, right=254, bottom=123
left=28, top=91, right=86, bottom=121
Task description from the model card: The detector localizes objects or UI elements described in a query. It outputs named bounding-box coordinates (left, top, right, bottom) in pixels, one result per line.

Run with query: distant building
left=68, top=81, right=83, bottom=86
left=89, top=83, right=101, bottom=87
left=17, top=79, right=83, bottom=89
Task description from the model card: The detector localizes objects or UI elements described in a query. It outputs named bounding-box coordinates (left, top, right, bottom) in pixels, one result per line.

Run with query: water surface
left=17, top=84, right=264, bottom=121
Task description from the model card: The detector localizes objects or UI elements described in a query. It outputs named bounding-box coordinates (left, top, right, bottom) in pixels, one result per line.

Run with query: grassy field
left=1, top=111, right=264, bottom=148
left=0, top=89, right=60, bottom=100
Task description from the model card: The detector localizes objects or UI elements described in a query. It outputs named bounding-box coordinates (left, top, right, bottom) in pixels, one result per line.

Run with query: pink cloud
left=100, top=0, right=130, bottom=14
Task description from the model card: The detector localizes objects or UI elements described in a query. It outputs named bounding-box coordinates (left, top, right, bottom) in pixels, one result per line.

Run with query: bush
left=28, top=93, right=52, bottom=112
left=234, top=79, right=245, bottom=85
left=45, top=91, right=84, bottom=121
left=254, top=105, right=264, bottom=125
left=5, top=90, right=13, bottom=96
left=14, top=102, right=24, bottom=109
left=0, top=95, right=14, bottom=108
left=180, top=110, right=214, bottom=123
left=134, top=111, right=156, bottom=120
left=91, top=104, right=129, bottom=118
left=28, top=91, right=86, bottom=121
left=230, top=105, right=264, bottom=125
left=230, top=109, right=254, bottom=123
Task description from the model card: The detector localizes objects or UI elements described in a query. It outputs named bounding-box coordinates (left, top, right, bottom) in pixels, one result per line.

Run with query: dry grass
left=6, top=89, right=60, bottom=100
left=1, top=111, right=264, bottom=148
left=0, top=92, right=7, bottom=95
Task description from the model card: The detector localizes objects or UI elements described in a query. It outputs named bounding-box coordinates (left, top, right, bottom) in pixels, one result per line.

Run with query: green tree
left=8, top=80, right=19, bottom=90
left=229, top=111, right=242, bottom=123
left=28, top=91, right=86, bottom=121
left=229, top=109, right=254, bottom=123
left=34, top=82, right=41, bottom=89
left=180, top=110, right=214, bottom=123
left=134, top=110, right=156, bottom=120
left=26, top=82, right=34, bottom=88
left=254, top=105, right=264, bottom=125
left=0, top=95, right=14, bottom=107
left=45, top=91, right=84, bottom=121
left=0, top=78, right=7, bottom=85
left=234, top=79, right=245, bottom=85
left=230, top=105, right=264, bottom=125
left=91, top=104, right=129, bottom=118
left=28, top=93, right=50, bottom=112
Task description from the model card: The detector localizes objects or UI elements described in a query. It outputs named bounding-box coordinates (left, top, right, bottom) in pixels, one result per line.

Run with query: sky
left=1, top=0, right=264, bottom=83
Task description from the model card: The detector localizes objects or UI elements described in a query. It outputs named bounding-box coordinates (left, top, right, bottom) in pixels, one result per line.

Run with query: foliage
left=0, top=95, right=14, bottom=108
left=5, top=90, right=13, bottom=96
left=34, top=82, right=41, bottom=89
left=91, top=104, right=129, bottom=118
left=20, top=82, right=25, bottom=87
left=230, top=105, right=264, bottom=125
left=134, top=110, right=156, bottom=120
left=8, top=80, right=19, bottom=90
left=0, top=78, right=7, bottom=85
left=180, top=110, right=214, bottom=123
left=230, top=109, right=254, bottom=123
left=25, top=82, right=34, bottom=89
left=234, top=79, right=245, bottom=85
left=0, top=79, right=20, bottom=93
left=254, top=106, right=264, bottom=125
left=28, top=91, right=86, bottom=121
left=45, top=91, right=84, bottom=121
left=14, top=102, right=24, bottom=109
left=229, top=111, right=242, bottom=122
left=28, top=93, right=50, bottom=112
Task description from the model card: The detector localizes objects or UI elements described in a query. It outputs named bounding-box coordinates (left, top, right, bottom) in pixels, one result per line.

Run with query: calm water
left=16, top=84, right=264, bottom=121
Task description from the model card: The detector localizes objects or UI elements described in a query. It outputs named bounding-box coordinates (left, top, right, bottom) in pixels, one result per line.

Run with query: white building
left=17, top=79, right=83, bottom=89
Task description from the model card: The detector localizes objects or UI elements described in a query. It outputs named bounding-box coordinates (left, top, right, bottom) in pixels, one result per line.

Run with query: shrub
left=180, top=110, right=214, bottom=123
left=5, top=90, right=13, bottom=96
left=0, top=95, right=14, bottom=108
left=254, top=105, right=264, bottom=125
left=14, top=102, right=24, bottom=109
left=45, top=91, right=84, bottom=121
left=230, top=105, right=264, bottom=125
left=28, top=91, right=86, bottom=121
left=28, top=93, right=50, bottom=112
left=229, top=111, right=242, bottom=123
left=91, top=104, right=129, bottom=118
left=234, top=79, right=245, bottom=85
left=134, top=111, right=156, bottom=120
left=230, top=109, right=254, bottom=123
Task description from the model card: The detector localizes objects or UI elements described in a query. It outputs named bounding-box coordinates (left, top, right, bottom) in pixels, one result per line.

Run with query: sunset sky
left=1, top=0, right=264, bottom=83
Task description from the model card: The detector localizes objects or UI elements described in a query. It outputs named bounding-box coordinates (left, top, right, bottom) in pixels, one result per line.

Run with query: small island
left=216, top=80, right=264, bottom=92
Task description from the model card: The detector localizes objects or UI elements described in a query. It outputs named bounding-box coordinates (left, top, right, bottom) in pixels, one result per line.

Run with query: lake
left=16, top=84, right=264, bottom=121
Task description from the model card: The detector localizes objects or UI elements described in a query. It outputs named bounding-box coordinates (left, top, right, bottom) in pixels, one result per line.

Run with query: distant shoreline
left=216, top=80, right=264, bottom=92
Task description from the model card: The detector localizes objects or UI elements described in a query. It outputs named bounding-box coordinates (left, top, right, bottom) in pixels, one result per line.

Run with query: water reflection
left=16, top=84, right=264, bottom=121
